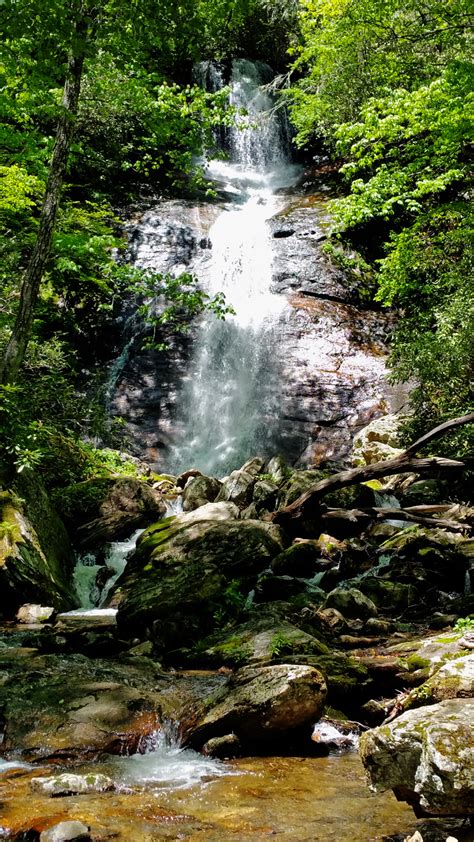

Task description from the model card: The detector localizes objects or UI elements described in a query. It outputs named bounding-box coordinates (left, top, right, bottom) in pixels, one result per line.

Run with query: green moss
left=404, top=654, right=431, bottom=672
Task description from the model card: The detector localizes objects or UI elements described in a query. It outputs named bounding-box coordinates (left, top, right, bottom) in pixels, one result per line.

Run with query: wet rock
left=189, top=663, right=327, bottom=747
left=182, top=474, right=222, bottom=511
left=31, top=772, right=114, bottom=796
left=40, top=821, right=91, bottom=842
left=16, top=604, right=56, bottom=624
left=116, top=517, right=284, bottom=649
left=202, top=733, right=242, bottom=758
left=311, top=719, right=359, bottom=751
left=323, top=587, right=378, bottom=620
left=360, top=699, right=474, bottom=816
left=0, top=477, right=77, bottom=616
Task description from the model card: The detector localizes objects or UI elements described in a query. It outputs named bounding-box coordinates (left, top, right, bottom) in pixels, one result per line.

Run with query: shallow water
left=1, top=751, right=470, bottom=841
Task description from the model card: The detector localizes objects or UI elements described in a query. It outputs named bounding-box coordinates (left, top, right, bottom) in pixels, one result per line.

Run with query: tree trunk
left=0, top=13, right=89, bottom=385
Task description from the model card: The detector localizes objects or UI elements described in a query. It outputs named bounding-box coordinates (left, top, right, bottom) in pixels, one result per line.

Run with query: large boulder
left=187, top=663, right=327, bottom=748
left=0, top=476, right=77, bottom=616
left=360, top=699, right=474, bottom=816
left=58, top=477, right=166, bottom=547
left=116, top=514, right=284, bottom=650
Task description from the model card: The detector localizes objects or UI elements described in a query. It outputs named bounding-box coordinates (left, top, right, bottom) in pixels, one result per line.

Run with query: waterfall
left=167, top=59, right=301, bottom=476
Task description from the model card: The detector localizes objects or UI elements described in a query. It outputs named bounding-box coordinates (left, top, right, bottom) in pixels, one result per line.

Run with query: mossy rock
left=117, top=518, right=284, bottom=652
left=271, top=542, right=322, bottom=577
left=0, top=473, right=77, bottom=615
left=194, top=619, right=330, bottom=668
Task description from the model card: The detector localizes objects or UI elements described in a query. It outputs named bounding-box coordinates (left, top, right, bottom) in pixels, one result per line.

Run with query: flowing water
left=167, top=60, right=302, bottom=475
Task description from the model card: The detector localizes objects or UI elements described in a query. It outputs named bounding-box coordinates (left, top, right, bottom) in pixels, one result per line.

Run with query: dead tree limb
left=322, top=507, right=468, bottom=532
left=272, top=413, right=474, bottom=531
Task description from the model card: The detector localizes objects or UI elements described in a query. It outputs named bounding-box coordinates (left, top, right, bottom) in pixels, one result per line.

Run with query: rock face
left=108, top=194, right=399, bottom=471
left=116, top=513, right=284, bottom=650
left=360, top=699, right=474, bottom=817
left=188, top=663, right=327, bottom=748
left=0, top=474, right=77, bottom=616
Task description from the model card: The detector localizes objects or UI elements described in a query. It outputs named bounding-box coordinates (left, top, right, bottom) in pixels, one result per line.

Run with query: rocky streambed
left=0, top=416, right=473, bottom=840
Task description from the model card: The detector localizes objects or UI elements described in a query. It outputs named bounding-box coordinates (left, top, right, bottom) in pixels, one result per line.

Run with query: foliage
left=288, top=0, right=473, bottom=442
left=212, top=579, right=248, bottom=625
left=454, top=616, right=474, bottom=633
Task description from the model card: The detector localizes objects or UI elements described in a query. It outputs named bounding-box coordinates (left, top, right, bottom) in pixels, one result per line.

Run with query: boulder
left=271, top=542, right=321, bottom=577
left=31, top=772, right=114, bottom=796
left=360, top=699, right=474, bottom=816
left=197, top=619, right=330, bottom=668
left=188, top=663, right=327, bottom=748
left=216, top=469, right=258, bottom=508
left=182, top=474, right=222, bottom=511
left=403, top=654, right=474, bottom=709
left=202, top=733, right=242, bottom=758
left=116, top=516, right=284, bottom=649
left=266, top=455, right=289, bottom=485
left=0, top=478, right=77, bottom=616
left=252, top=479, right=278, bottom=511
left=59, top=477, right=166, bottom=547
left=323, top=587, right=378, bottom=620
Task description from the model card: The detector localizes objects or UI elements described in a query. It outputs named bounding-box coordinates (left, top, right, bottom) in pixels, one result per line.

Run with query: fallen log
left=322, top=506, right=468, bottom=532
left=272, top=413, right=474, bottom=531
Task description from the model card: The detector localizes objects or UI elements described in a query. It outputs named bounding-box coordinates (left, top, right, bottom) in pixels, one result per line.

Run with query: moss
left=404, top=654, right=431, bottom=672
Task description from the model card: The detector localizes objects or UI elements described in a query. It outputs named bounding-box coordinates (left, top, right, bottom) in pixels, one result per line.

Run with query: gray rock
left=202, top=733, right=242, bottom=758
left=323, top=587, right=378, bottom=620
left=216, top=469, right=258, bottom=508
left=31, top=772, right=114, bottom=797
left=40, top=821, right=91, bottom=841
left=189, top=663, right=327, bottom=746
left=182, top=474, right=222, bottom=511
left=360, top=699, right=474, bottom=816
